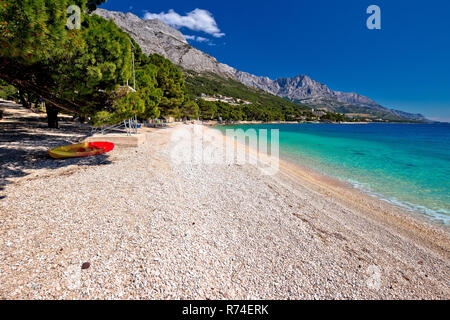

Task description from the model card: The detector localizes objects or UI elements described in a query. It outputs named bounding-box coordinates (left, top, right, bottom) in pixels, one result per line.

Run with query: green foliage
left=0, top=79, right=17, bottom=100
left=91, top=52, right=189, bottom=124
left=0, top=0, right=106, bottom=65
left=197, top=99, right=218, bottom=120
left=91, top=53, right=186, bottom=124
left=55, top=14, right=133, bottom=106
left=181, top=99, right=199, bottom=119
left=320, top=112, right=347, bottom=122
left=149, top=54, right=185, bottom=117
left=134, top=63, right=162, bottom=119
left=138, top=87, right=162, bottom=119
left=92, top=92, right=145, bottom=126
left=0, top=1, right=186, bottom=126
left=0, top=0, right=132, bottom=119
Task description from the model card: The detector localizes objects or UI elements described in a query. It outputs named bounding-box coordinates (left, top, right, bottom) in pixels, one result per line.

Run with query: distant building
left=200, top=94, right=251, bottom=106
left=312, top=110, right=326, bottom=117
left=311, top=108, right=327, bottom=117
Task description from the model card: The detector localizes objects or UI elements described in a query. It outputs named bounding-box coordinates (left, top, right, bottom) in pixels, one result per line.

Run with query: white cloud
left=194, top=36, right=209, bottom=42
left=183, top=34, right=215, bottom=45
left=144, top=8, right=225, bottom=38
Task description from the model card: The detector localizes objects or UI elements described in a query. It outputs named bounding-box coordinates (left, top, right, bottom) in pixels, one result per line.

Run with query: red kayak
left=48, top=142, right=115, bottom=159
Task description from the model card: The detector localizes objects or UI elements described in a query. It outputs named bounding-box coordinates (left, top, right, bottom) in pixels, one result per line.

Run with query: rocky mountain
left=235, top=73, right=379, bottom=106
left=233, top=72, right=427, bottom=121
left=94, top=9, right=235, bottom=78
left=94, top=9, right=427, bottom=122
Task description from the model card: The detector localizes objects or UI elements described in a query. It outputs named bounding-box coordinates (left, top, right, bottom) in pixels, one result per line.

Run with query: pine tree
left=0, top=1, right=187, bottom=127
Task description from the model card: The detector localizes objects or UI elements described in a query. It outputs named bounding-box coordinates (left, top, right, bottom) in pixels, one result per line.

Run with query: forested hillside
left=184, top=72, right=311, bottom=121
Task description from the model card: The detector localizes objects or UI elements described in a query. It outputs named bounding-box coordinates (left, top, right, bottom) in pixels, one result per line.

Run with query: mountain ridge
left=94, top=8, right=427, bottom=122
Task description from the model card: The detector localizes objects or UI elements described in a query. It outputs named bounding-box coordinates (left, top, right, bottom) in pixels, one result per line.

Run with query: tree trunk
left=78, top=115, right=86, bottom=123
left=46, top=105, right=59, bottom=128
left=18, top=90, right=30, bottom=109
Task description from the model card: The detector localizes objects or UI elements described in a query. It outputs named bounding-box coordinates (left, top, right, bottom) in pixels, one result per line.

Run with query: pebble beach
left=0, top=102, right=449, bottom=299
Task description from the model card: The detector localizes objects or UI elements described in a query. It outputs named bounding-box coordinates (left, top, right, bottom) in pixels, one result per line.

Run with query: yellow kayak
left=48, top=142, right=115, bottom=159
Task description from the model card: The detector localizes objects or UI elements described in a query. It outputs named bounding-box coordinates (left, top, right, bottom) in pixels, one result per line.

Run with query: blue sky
left=100, top=0, right=450, bottom=121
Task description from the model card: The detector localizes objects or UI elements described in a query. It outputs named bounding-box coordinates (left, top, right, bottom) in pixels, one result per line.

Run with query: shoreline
left=210, top=123, right=449, bottom=227
left=280, top=148, right=449, bottom=228
left=276, top=153, right=450, bottom=255
left=204, top=121, right=434, bottom=126
left=204, top=125, right=449, bottom=256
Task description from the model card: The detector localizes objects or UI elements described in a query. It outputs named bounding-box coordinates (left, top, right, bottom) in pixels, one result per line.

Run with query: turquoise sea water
left=218, top=123, right=450, bottom=225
